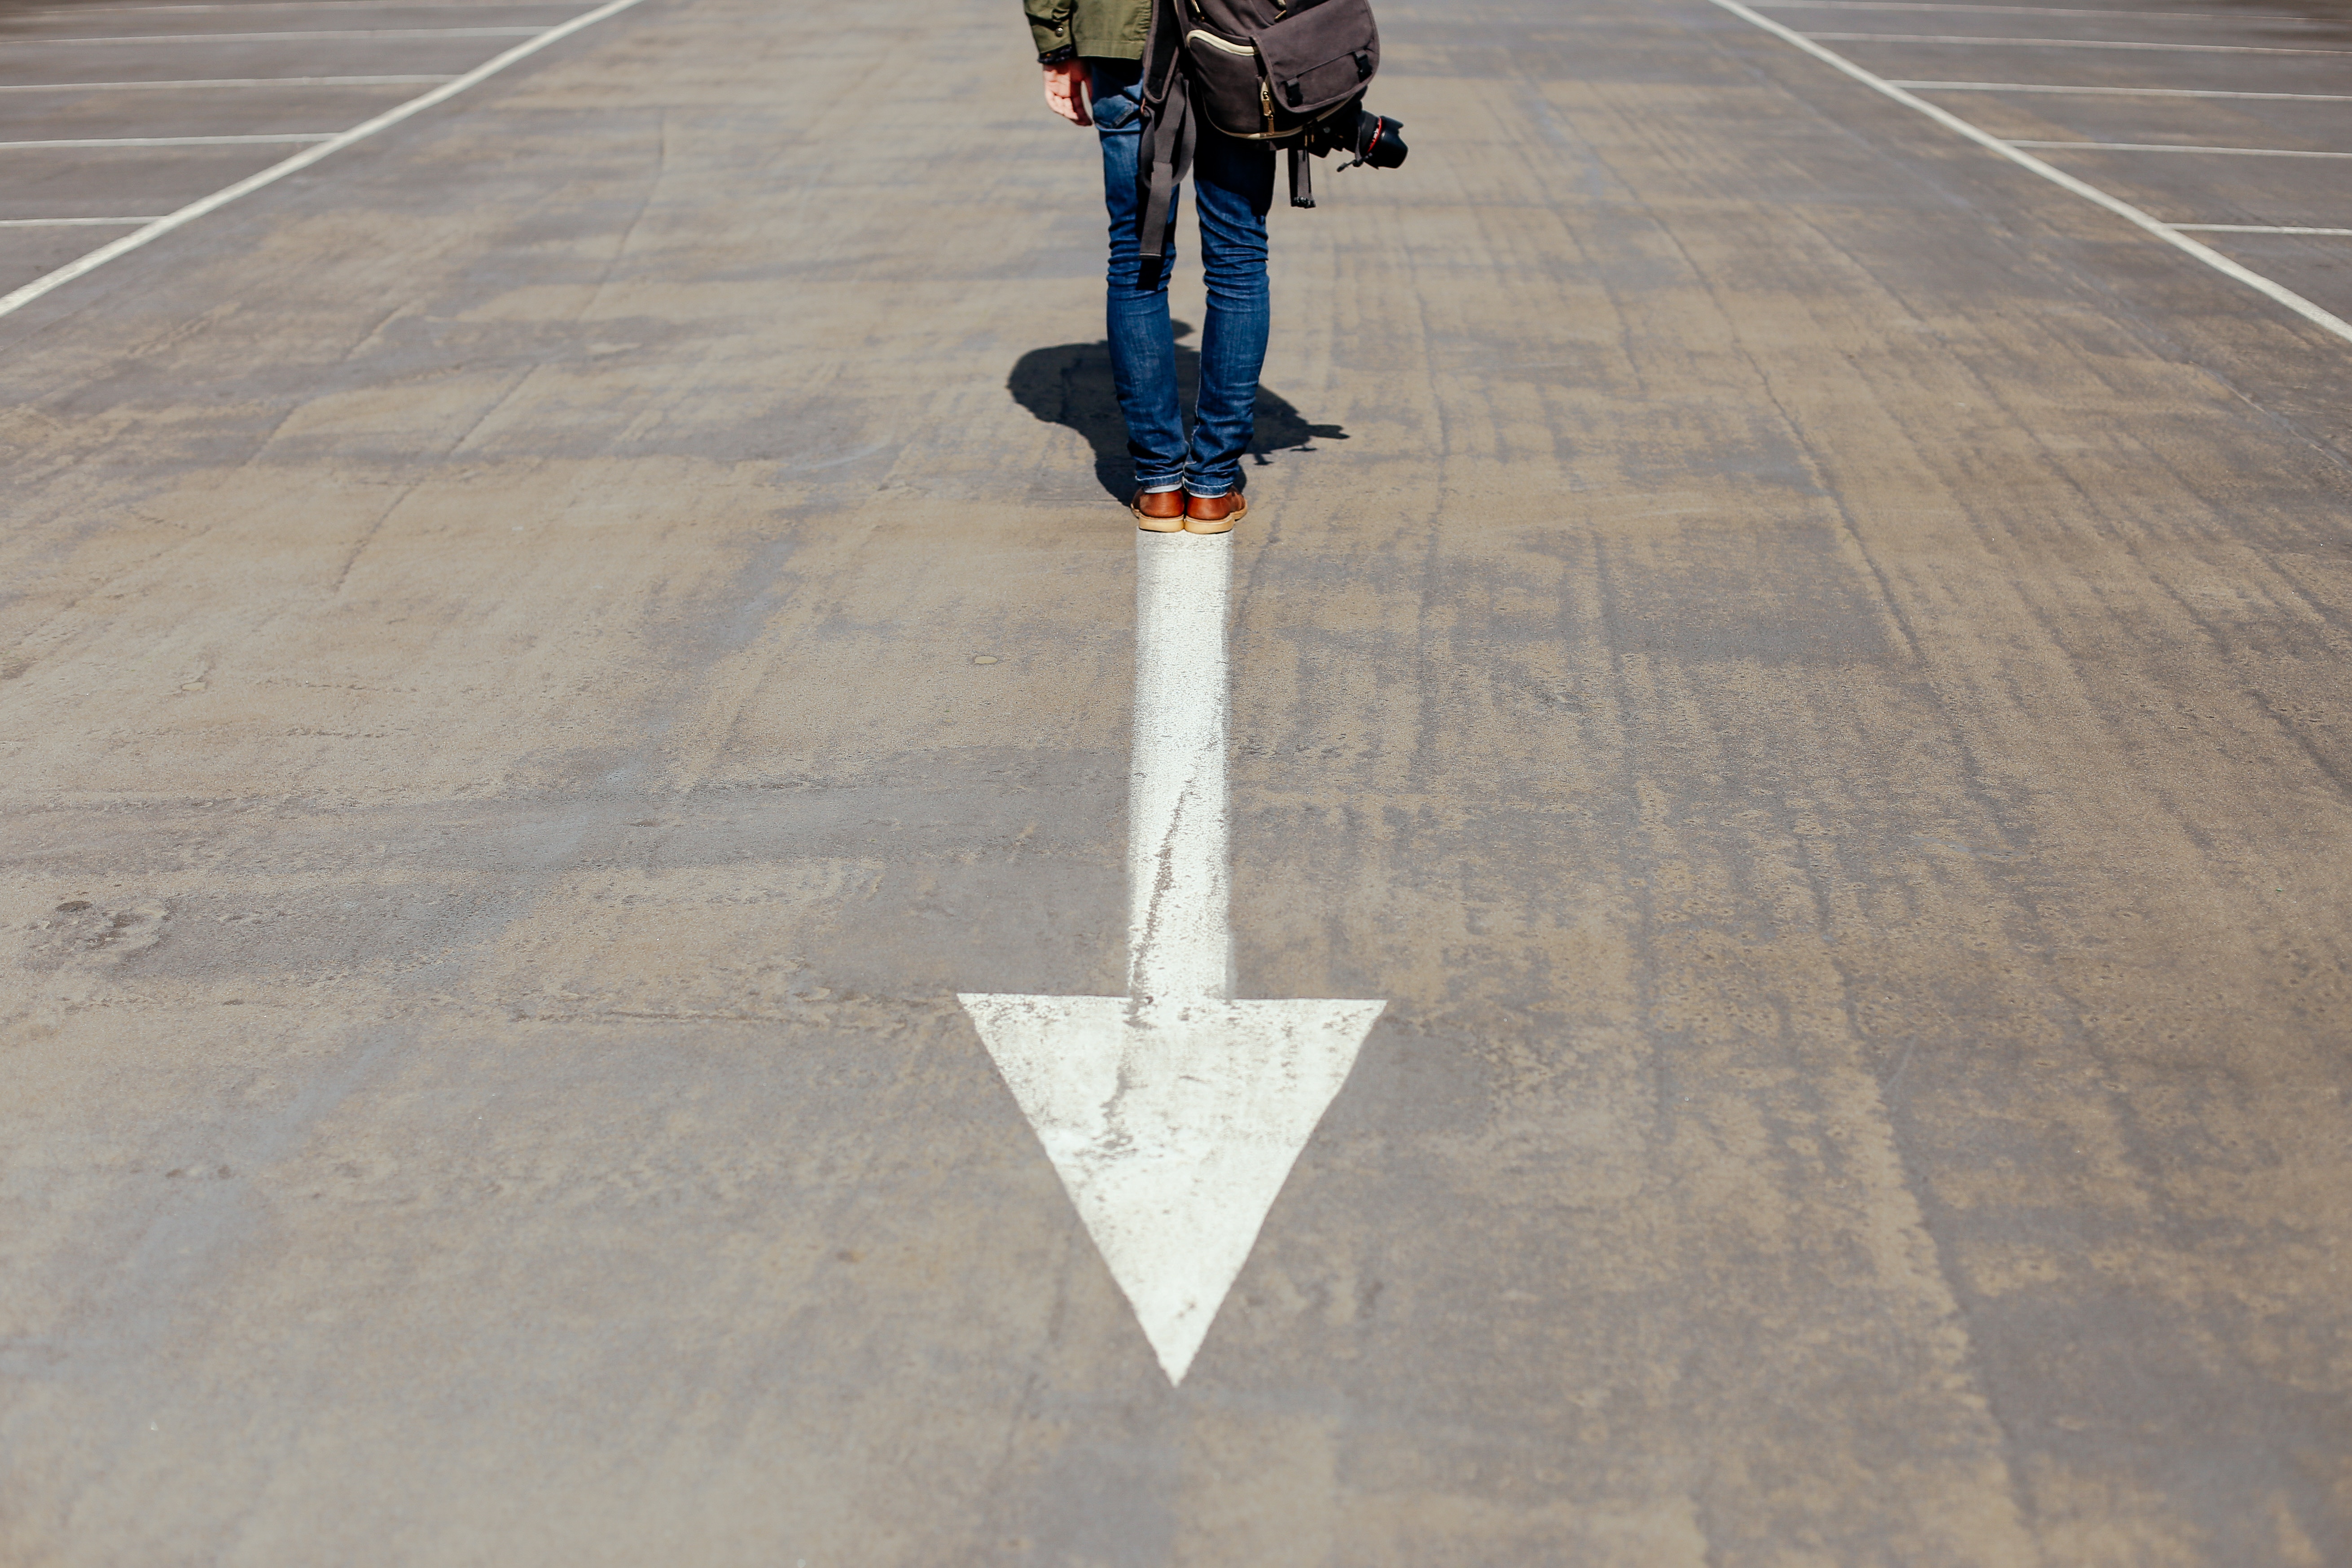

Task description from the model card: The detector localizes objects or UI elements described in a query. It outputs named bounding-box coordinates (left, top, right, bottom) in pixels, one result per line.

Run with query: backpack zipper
left=1186, top=28, right=1254, bottom=54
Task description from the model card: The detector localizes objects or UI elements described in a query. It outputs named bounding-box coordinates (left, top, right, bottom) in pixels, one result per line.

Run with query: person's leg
left=1183, top=123, right=1275, bottom=500
left=1087, top=59, right=1187, bottom=495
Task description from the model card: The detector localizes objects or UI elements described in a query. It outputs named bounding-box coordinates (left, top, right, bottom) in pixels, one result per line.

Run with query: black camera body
left=1287, top=103, right=1407, bottom=208
left=1304, top=105, right=1409, bottom=171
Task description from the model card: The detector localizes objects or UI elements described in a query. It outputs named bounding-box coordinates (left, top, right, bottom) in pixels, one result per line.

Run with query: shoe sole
left=1133, top=492, right=1188, bottom=532
left=1184, top=495, right=1245, bottom=535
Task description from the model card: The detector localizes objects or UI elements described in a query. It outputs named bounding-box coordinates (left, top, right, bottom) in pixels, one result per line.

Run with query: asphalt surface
left=4, top=0, right=2351, bottom=1562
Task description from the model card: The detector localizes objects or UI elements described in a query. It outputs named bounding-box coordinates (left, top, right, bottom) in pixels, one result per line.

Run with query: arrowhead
left=957, top=993, right=1385, bottom=1384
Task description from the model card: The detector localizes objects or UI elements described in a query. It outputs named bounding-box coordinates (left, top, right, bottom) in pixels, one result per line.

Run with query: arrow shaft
left=1127, top=536, right=1233, bottom=1004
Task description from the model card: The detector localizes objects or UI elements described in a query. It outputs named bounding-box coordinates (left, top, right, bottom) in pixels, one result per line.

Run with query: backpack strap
left=1287, top=145, right=1314, bottom=209
left=1138, top=89, right=1196, bottom=271
left=1136, top=0, right=1196, bottom=274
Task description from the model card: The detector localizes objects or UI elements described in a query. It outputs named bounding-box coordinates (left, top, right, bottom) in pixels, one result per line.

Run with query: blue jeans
left=1087, top=58, right=1273, bottom=499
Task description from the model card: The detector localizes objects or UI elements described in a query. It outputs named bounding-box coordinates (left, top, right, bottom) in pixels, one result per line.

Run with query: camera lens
left=1360, top=112, right=1408, bottom=169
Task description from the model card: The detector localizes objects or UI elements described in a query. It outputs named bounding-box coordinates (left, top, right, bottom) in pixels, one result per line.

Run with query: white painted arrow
left=960, top=533, right=1384, bottom=1385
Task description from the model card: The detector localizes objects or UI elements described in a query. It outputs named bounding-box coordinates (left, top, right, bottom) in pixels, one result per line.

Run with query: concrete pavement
left=4, top=0, right=2350, bottom=1561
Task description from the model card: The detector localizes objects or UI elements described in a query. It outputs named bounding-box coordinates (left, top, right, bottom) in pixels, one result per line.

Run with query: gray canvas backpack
left=1135, top=0, right=1395, bottom=265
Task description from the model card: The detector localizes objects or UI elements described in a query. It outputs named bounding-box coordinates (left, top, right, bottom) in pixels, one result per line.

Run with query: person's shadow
left=1008, top=321, right=1348, bottom=500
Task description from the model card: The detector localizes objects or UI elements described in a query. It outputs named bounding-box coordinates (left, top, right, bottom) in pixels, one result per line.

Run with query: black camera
left=1307, top=106, right=1409, bottom=171
left=1287, top=104, right=1407, bottom=209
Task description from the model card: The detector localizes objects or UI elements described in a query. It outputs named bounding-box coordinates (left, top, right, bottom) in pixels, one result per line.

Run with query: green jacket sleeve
left=1026, top=0, right=1077, bottom=61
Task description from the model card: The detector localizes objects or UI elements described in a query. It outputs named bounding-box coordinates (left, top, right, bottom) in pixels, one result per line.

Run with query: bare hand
left=1042, top=60, right=1092, bottom=126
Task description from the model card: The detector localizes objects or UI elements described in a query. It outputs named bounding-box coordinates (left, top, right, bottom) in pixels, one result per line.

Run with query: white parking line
left=2174, top=225, right=2352, bottom=237
left=1765, top=1, right=2307, bottom=17
left=1711, top=0, right=2352, bottom=346
left=24, top=27, right=547, bottom=43
left=0, top=0, right=652, bottom=322
left=0, top=216, right=165, bottom=226
left=0, top=77, right=456, bottom=93
left=1888, top=80, right=2352, bottom=102
left=2008, top=141, right=2352, bottom=160
left=0, top=134, right=335, bottom=149
left=1808, top=33, right=2352, bottom=55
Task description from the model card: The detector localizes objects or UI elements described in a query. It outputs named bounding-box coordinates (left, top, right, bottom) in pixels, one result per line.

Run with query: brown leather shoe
left=1183, top=489, right=1246, bottom=534
left=1132, top=488, right=1187, bottom=532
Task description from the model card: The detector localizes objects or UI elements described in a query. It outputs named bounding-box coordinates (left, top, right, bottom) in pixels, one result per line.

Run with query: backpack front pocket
left=1184, top=27, right=1275, bottom=137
